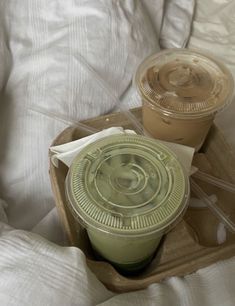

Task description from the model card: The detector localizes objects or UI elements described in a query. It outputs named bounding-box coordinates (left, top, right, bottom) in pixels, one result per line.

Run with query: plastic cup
left=134, top=48, right=234, bottom=151
left=65, top=134, right=190, bottom=273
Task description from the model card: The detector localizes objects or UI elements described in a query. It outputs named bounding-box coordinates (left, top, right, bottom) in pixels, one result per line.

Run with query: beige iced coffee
left=135, top=49, right=234, bottom=151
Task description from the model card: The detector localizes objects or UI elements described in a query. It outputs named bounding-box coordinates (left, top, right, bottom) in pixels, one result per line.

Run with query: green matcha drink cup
left=65, top=134, right=190, bottom=273
left=134, top=48, right=234, bottom=151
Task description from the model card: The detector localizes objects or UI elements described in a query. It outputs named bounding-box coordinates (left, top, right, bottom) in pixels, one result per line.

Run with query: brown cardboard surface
left=49, top=107, right=235, bottom=292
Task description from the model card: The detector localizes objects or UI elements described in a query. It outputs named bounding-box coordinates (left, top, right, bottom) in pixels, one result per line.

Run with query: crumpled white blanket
left=0, top=0, right=161, bottom=230
left=1, top=208, right=235, bottom=306
left=1, top=0, right=235, bottom=305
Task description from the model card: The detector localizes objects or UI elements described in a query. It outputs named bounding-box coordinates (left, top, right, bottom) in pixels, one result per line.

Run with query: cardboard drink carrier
left=49, top=107, right=235, bottom=293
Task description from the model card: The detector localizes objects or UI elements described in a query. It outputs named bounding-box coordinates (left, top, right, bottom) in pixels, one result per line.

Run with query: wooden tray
left=49, top=107, right=235, bottom=292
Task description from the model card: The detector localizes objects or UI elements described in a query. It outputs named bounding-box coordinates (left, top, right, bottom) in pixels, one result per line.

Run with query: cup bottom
left=93, top=247, right=155, bottom=275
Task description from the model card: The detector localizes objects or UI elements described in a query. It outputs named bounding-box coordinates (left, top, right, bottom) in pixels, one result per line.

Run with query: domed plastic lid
left=65, top=134, right=189, bottom=237
left=135, top=48, right=234, bottom=118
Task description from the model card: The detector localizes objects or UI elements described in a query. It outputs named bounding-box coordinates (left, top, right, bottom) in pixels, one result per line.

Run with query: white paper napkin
left=50, top=127, right=195, bottom=175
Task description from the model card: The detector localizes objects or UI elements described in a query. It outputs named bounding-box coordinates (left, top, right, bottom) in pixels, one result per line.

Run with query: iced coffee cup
left=65, top=134, right=189, bottom=273
left=134, top=49, right=234, bottom=151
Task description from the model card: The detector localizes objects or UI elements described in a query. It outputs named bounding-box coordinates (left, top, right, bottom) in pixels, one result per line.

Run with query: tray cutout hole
left=184, top=203, right=235, bottom=247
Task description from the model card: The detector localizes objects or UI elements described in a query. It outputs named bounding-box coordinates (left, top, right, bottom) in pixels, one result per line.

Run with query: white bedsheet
left=1, top=215, right=235, bottom=306
left=1, top=0, right=235, bottom=305
left=0, top=0, right=160, bottom=230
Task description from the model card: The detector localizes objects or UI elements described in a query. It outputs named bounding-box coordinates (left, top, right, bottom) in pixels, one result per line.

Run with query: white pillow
left=0, top=0, right=160, bottom=229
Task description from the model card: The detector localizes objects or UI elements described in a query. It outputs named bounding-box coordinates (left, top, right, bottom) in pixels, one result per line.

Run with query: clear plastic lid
left=135, top=48, right=234, bottom=119
left=65, top=134, right=190, bottom=237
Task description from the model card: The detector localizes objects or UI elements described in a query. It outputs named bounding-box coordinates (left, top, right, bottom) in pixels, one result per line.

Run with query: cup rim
left=65, top=134, right=190, bottom=238
left=134, top=48, right=234, bottom=119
